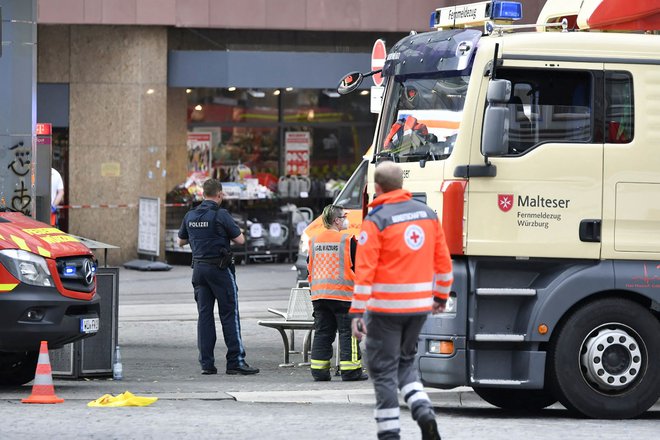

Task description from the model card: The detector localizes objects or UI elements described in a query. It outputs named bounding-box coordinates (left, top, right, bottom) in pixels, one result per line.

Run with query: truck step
left=474, top=333, right=525, bottom=342
left=472, top=379, right=529, bottom=386
left=476, top=288, right=536, bottom=296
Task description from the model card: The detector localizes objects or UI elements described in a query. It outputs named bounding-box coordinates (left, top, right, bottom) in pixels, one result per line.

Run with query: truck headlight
left=0, top=249, right=54, bottom=287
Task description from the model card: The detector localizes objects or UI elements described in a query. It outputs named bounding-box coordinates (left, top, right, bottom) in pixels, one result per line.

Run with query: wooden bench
left=258, top=288, right=314, bottom=367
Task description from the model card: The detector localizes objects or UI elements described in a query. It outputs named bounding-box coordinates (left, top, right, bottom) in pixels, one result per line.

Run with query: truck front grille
left=55, top=257, right=96, bottom=293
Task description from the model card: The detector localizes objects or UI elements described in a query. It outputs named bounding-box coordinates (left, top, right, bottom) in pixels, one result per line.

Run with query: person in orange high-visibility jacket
left=307, top=204, right=368, bottom=382
left=350, top=161, right=453, bottom=440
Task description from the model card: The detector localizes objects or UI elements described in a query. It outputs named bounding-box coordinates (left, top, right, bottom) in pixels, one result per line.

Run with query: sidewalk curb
left=228, top=386, right=477, bottom=405
left=10, top=392, right=238, bottom=402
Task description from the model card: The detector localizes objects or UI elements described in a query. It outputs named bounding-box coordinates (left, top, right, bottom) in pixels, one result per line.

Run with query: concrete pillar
left=0, top=0, right=38, bottom=217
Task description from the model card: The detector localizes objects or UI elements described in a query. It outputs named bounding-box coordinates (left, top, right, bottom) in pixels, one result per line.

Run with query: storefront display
left=165, top=86, right=373, bottom=264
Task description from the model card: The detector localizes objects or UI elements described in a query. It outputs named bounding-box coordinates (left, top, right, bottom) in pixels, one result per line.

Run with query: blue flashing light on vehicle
left=491, top=1, right=523, bottom=21
left=430, top=1, right=522, bottom=29
left=63, top=265, right=76, bottom=276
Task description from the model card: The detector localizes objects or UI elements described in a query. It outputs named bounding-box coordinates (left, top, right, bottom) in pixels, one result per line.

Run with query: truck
left=0, top=211, right=100, bottom=385
left=338, top=0, right=660, bottom=419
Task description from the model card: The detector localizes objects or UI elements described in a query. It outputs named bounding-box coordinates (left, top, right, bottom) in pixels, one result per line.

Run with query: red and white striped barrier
left=56, top=203, right=190, bottom=210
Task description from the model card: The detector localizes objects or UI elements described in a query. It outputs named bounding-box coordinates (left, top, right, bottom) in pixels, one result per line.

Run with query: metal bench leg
left=288, top=329, right=300, bottom=353
left=274, top=327, right=295, bottom=367
left=298, top=329, right=314, bottom=367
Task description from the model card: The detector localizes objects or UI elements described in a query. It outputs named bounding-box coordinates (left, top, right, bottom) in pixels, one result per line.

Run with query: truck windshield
left=374, top=28, right=480, bottom=163
left=333, top=160, right=368, bottom=209
left=376, top=75, right=469, bottom=162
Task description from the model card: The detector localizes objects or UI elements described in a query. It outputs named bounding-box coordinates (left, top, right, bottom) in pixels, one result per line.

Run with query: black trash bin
left=50, top=238, right=120, bottom=379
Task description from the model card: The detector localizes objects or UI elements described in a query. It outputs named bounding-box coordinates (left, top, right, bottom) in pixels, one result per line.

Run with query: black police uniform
left=178, top=199, right=248, bottom=372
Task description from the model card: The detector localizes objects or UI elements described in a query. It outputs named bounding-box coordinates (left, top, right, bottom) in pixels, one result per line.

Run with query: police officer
left=351, top=161, right=453, bottom=440
left=178, top=179, right=259, bottom=376
left=308, top=204, right=368, bottom=382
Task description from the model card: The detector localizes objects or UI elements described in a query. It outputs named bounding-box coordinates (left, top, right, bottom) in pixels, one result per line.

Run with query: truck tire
left=0, top=351, right=39, bottom=386
left=548, top=298, right=660, bottom=419
left=473, top=387, right=556, bottom=411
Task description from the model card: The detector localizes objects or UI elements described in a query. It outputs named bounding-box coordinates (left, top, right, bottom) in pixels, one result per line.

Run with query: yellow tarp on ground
left=88, top=391, right=158, bottom=407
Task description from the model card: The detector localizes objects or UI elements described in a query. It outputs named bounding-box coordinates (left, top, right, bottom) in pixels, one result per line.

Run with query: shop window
left=186, top=87, right=374, bottom=186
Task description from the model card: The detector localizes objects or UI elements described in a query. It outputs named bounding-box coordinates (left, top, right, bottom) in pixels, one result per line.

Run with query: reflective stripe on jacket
left=350, top=189, right=453, bottom=315
left=308, top=229, right=355, bottom=302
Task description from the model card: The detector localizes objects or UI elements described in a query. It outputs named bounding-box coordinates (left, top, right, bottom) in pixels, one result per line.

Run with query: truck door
left=466, top=61, right=604, bottom=259
left=601, top=66, right=660, bottom=258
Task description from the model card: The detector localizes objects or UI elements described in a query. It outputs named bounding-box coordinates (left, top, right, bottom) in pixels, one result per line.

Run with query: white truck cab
left=339, top=0, right=660, bottom=419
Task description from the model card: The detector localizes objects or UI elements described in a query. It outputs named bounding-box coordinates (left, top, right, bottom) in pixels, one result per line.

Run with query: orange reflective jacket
left=308, top=229, right=355, bottom=302
left=350, top=189, right=453, bottom=315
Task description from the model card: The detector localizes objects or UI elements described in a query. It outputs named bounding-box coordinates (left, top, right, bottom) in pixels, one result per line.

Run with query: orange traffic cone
left=21, top=340, right=64, bottom=404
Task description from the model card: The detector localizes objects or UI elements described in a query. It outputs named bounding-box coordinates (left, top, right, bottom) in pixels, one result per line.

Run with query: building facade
left=36, top=0, right=546, bottom=264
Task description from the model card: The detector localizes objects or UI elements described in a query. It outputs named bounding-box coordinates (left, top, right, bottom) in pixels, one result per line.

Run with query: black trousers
left=310, top=299, right=362, bottom=378
left=192, top=262, right=245, bottom=370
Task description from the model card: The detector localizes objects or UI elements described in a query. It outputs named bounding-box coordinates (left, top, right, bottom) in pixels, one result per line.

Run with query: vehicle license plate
left=80, top=318, right=100, bottom=334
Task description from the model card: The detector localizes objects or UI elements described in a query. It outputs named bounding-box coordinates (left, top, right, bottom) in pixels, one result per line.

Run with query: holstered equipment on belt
left=193, top=247, right=234, bottom=269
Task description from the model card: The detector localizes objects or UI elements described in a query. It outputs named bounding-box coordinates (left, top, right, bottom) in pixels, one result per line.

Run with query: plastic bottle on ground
left=113, top=345, right=123, bottom=380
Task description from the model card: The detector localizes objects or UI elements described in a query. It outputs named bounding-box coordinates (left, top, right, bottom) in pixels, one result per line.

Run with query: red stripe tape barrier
left=56, top=203, right=190, bottom=209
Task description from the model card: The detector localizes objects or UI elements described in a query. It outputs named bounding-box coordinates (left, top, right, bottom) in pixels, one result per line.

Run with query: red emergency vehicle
left=0, top=211, right=99, bottom=385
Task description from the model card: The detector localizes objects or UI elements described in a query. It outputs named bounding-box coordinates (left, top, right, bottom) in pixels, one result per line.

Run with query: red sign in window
left=36, top=123, right=52, bottom=136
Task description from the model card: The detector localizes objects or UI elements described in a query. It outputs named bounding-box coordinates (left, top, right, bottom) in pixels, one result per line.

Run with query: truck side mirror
left=487, top=79, right=511, bottom=103
left=481, top=79, right=512, bottom=157
left=338, top=71, right=363, bottom=95
left=482, top=106, right=509, bottom=157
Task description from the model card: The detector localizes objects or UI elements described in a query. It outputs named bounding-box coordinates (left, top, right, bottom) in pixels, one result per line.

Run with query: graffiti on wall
left=4, top=140, right=32, bottom=215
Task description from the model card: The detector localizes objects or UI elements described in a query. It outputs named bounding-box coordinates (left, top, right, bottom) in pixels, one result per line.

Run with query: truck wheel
left=473, top=387, right=556, bottom=411
left=549, top=298, right=660, bottom=419
left=0, top=351, right=39, bottom=386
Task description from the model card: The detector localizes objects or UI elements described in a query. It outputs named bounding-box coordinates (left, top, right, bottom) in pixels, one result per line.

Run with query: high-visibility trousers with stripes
left=310, top=299, right=362, bottom=379
left=365, top=313, right=434, bottom=439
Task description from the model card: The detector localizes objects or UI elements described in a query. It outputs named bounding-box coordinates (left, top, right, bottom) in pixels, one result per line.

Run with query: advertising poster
left=285, top=131, right=310, bottom=176
left=187, top=132, right=212, bottom=177
left=138, top=197, right=160, bottom=257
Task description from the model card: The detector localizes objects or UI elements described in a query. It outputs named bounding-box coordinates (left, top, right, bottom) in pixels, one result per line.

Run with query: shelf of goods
left=164, top=197, right=326, bottom=265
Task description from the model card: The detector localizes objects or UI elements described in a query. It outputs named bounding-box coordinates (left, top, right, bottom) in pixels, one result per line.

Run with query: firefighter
left=351, top=161, right=453, bottom=440
left=308, top=204, right=368, bottom=382
left=178, top=179, right=259, bottom=376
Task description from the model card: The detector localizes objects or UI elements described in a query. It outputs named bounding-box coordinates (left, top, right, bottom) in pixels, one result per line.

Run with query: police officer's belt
left=193, top=249, right=233, bottom=269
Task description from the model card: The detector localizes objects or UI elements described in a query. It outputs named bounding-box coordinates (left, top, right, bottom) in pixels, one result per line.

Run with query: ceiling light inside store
left=194, top=104, right=203, bottom=111
left=186, top=88, right=192, bottom=94
left=285, top=87, right=293, bottom=92
left=228, top=86, right=236, bottom=92
left=323, top=89, right=340, bottom=98
left=273, top=90, right=281, bottom=96
left=248, top=89, right=265, bottom=98
left=360, top=90, right=370, bottom=96
left=146, top=88, right=155, bottom=95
